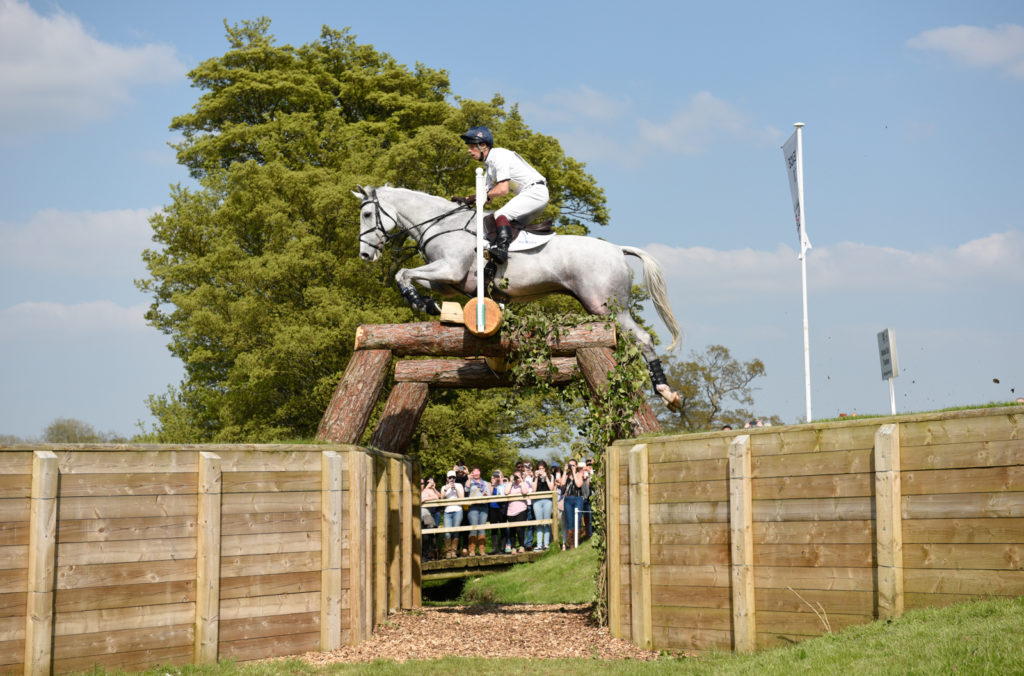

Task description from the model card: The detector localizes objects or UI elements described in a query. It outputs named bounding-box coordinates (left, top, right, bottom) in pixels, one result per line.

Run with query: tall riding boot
left=445, top=538, right=456, bottom=559
left=566, top=530, right=576, bottom=549
left=468, top=535, right=477, bottom=556
left=488, top=216, right=513, bottom=264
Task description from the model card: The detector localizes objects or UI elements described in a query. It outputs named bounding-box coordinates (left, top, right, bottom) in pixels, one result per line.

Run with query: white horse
left=353, top=185, right=681, bottom=408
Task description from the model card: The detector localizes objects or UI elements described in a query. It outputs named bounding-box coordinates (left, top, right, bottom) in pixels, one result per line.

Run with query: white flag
left=782, top=128, right=812, bottom=255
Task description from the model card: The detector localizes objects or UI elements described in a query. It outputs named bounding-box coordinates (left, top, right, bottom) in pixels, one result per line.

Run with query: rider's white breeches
left=495, top=183, right=549, bottom=224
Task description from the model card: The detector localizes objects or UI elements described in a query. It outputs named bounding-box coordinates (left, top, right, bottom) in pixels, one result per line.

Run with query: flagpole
left=795, top=122, right=812, bottom=423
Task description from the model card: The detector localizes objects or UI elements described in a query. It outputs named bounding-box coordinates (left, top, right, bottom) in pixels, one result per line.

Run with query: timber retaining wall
left=0, top=444, right=420, bottom=674
left=606, top=406, right=1024, bottom=653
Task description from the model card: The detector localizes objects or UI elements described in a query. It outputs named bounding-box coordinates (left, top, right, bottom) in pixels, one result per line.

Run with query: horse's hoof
left=657, top=384, right=681, bottom=412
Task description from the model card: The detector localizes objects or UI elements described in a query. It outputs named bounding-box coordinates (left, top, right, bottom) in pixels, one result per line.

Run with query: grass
left=77, top=595, right=1024, bottom=675
left=458, top=537, right=600, bottom=605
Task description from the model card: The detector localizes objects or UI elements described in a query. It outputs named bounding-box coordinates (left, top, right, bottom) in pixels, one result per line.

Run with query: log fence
left=606, top=405, right=1024, bottom=653
left=0, top=443, right=420, bottom=674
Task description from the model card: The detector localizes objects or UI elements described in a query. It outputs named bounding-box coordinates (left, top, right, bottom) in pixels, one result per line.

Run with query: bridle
left=358, top=189, right=475, bottom=257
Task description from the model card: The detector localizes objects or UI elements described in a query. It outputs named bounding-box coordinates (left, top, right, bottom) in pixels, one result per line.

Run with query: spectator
left=552, top=461, right=567, bottom=550
left=420, top=477, right=442, bottom=561
left=523, top=462, right=536, bottom=550
left=582, top=459, right=594, bottom=538
left=487, top=470, right=507, bottom=555
left=532, top=461, right=554, bottom=551
left=562, top=459, right=587, bottom=548
left=465, top=467, right=489, bottom=556
left=454, top=463, right=470, bottom=554
left=441, top=470, right=464, bottom=559
left=505, top=471, right=531, bottom=553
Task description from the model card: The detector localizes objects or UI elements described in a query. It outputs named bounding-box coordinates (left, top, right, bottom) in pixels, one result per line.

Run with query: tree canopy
left=137, top=19, right=609, bottom=466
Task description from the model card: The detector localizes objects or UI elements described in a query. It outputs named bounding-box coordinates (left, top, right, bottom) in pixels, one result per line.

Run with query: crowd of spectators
left=420, top=458, right=594, bottom=560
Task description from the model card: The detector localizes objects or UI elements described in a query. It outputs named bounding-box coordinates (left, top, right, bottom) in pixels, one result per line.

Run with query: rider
left=459, top=126, right=549, bottom=264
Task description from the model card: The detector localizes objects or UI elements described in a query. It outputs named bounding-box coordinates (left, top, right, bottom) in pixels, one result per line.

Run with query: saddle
left=481, top=215, right=555, bottom=303
left=482, top=214, right=554, bottom=245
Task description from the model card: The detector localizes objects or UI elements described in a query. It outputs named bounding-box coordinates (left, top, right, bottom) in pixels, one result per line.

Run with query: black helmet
left=460, top=126, right=494, bottom=147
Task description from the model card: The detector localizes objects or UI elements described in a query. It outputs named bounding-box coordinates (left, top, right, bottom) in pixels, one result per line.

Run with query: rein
left=360, top=192, right=475, bottom=258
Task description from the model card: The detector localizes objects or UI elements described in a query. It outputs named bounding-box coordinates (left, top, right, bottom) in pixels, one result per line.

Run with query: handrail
left=420, top=488, right=558, bottom=537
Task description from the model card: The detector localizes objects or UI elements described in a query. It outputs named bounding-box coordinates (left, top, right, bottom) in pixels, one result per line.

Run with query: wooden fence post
left=194, top=451, right=222, bottom=665
left=387, top=457, right=402, bottom=614
left=627, top=443, right=652, bottom=650
left=374, top=456, right=388, bottom=625
left=400, top=459, right=414, bottom=610
left=347, top=450, right=367, bottom=644
left=606, top=444, right=622, bottom=638
left=728, top=435, right=756, bottom=653
left=874, top=423, right=904, bottom=619
left=321, top=451, right=344, bottom=650
left=410, top=460, right=422, bottom=609
left=25, top=450, right=57, bottom=676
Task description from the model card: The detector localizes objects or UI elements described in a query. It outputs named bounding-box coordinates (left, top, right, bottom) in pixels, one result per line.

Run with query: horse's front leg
left=395, top=259, right=469, bottom=316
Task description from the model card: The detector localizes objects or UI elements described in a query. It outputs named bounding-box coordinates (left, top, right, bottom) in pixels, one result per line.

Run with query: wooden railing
left=421, top=489, right=559, bottom=540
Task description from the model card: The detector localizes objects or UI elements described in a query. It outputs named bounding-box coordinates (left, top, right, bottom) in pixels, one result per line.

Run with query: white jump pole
left=475, top=167, right=486, bottom=332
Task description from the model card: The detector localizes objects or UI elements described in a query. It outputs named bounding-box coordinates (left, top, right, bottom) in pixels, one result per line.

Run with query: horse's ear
left=351, top=186, right=366, bottom=200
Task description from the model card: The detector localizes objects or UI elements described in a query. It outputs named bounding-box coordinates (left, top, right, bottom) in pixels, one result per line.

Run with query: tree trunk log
left=393, top=357, right=578, bottom=388
left=317, top=349, right=392, bottom=443
left=575, top=347, right=661, bottom=436
left=353, top=322, right=615, bottom=357
left=368, top=382, right=429, bottom=454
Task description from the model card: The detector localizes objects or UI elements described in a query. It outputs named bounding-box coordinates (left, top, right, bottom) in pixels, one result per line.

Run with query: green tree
left=655, top=345, right=780, bottom=432
left=42, top=418, right=125, bottom=443
left=137, top=18, right=609, bottom=473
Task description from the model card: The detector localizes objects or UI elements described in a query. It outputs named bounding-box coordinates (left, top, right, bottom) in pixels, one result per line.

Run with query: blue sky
left=1, top=0, right=1022, bottom=438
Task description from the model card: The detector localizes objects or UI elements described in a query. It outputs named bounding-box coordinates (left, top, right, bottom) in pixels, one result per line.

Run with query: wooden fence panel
left=607, top=405, right=1024, bottom=654
left=0, top=443, right=417, bottom=674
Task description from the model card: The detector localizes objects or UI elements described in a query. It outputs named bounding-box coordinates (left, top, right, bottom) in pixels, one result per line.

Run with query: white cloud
left=646, top=230, right=1024, bottom=305
left=0, top=0, right=185, bottom=135
left=637, top=91, right=780, bottom=155
left=0, top=206, right=159, bottom=277
left=520, top=85, right=631, bottom=124
left=0, top=300, right=150, bottom=336
left=908, top=24, right=1024, bottom=79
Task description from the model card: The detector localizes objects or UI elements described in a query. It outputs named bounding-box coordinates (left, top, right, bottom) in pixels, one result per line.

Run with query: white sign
left=877, top=328, right=899, bottom=380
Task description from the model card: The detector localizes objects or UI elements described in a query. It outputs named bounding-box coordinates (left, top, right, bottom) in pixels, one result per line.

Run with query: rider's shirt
left=485, top=147, right=545, bottom=194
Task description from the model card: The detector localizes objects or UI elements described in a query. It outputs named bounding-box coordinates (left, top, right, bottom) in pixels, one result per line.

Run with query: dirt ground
left=300, top=604, right=660, bottom=664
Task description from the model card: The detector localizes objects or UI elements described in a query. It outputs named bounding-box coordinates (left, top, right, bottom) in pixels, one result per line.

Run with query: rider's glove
left=450, top=195, right=473, bottom=206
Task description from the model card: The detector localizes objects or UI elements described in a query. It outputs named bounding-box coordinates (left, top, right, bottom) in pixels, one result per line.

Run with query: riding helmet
left=460, top=126, right=494, bottom=147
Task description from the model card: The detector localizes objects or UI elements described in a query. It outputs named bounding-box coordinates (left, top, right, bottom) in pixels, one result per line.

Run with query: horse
left=353, top=185, right=682, bottom=409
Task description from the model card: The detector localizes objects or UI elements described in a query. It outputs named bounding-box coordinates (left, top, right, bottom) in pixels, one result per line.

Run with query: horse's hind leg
left=610, top=310, right=680, bottom=411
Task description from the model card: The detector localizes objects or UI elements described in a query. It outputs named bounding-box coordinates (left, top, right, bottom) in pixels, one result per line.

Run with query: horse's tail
left=620, top=246, right=681, bottom=352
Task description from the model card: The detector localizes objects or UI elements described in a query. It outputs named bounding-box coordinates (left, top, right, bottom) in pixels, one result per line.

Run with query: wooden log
left=317, top=349, right=392, bottom=443
left=393, top=357, right=578, bottom=388
left=728, top=435, right=756, bottom=653
left=368, top=382, right=429, bottom=454
left=194, top=451, right=221, bottom=665
left=353, top=321, right=615, bottom=357
left=576, top=347, right=661, bottom=436
left=320, top=452, right=343, bottom=651
left=25, top=450, right=57, bottom=676
left=628, top=444, right=652, bottom=650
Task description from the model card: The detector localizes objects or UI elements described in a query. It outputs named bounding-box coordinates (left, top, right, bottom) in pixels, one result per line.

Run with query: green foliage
left=42, top=417, right=125, bottom=443
left=138, top=19, right=608, bottom=448
left=655, top=345, right=779, bottom=432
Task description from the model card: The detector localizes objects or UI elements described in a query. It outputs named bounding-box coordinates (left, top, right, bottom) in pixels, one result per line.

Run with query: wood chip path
left=299, top=604, right=660, bottom=664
